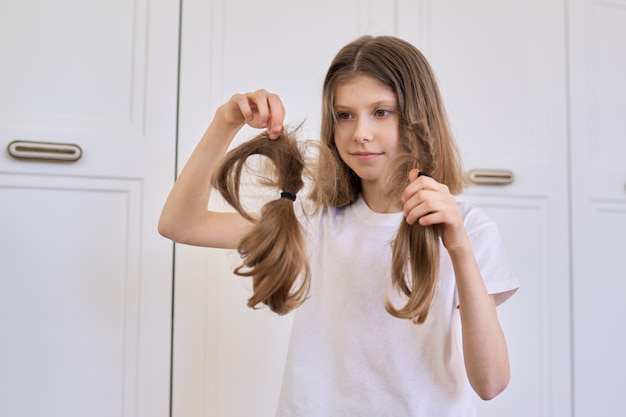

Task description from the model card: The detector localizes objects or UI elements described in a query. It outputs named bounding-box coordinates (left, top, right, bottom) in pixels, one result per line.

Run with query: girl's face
left=333, top=75, right=404, bottom=190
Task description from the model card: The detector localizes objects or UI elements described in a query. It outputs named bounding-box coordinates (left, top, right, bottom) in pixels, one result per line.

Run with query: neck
left=361, top=181, right=402, bottom=214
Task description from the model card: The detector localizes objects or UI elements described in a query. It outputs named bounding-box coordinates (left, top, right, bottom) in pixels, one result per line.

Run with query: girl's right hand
left=220, top=89, right=286, bottom=139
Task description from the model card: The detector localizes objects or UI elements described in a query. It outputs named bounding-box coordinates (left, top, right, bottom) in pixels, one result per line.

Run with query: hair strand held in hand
left=381, top=121, right=443, bottom=324
left=211, top=130, right=310, bottom=315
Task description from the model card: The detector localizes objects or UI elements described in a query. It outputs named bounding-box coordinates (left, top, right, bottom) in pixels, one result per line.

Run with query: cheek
left=389, top=131, right=404, bottom=153
left=333, top=128, right=350, bottom=148
left=395, top=139, right=406, bottom=154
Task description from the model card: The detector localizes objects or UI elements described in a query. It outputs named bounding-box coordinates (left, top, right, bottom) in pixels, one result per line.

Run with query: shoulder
left=457, top=200, right=497, bottom=234
left=456, top=200, right=519, bottom=303
left=456, top=201, right=508, bottom=254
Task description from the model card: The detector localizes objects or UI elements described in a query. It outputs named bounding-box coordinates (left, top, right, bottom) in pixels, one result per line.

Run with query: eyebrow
left=333, top=100, right=397, bottom=109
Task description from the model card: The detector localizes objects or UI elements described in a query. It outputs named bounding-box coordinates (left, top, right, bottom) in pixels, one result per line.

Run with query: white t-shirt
left=275, top=196, right=519, bottom=417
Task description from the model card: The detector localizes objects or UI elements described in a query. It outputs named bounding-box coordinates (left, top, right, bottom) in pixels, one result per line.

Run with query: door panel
left=572, top=202, right=626, bottom=417
left=460, top=195, right=552, bottom=417
left=0, top=1, right=180, bottom=416
left=0, top=0, right=148, bottom=150
left=569, top=1, right=626, bottom=414
left=0, top=174, right=141, bottom=417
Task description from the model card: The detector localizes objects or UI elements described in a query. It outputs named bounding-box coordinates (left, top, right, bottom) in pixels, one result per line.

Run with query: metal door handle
left=468, top=169, right=514, bottom=185
left=7, top=140, right=82, bottom=162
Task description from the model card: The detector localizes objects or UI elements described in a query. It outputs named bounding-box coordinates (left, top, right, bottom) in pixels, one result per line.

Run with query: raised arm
left=158, top=90, right=285, bottom=249
left=402, top=170, right=510, bottom=400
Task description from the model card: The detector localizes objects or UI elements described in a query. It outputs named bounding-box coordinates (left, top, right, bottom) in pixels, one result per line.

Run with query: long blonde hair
left=380, top=120, right=448, bottom=323
left=310, top=35, right=466, bottom=323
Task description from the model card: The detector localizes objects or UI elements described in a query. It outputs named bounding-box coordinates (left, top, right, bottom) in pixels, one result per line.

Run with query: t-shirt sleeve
left=456, top=203, right=520, bottom=307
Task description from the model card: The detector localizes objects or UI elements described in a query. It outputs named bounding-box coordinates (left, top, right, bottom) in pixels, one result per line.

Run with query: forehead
left=333, top=75, right=397, bottom=106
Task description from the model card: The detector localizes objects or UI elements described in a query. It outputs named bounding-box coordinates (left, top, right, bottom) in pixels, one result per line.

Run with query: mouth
left=351, top=151, right=383, bottom=161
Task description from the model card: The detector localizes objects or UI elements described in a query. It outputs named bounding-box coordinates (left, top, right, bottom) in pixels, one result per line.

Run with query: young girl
left=159, top=35, right=518, bottom=416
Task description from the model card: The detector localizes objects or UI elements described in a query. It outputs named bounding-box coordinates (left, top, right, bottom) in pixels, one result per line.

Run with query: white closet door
left=398, top=1, right=571, bottom=416
left=569, top=1, right=626, bottom=416
left=0, top=1, right=179, bottom=416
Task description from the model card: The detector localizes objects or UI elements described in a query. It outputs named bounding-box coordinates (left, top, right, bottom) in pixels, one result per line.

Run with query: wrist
left=214, top=105, right=245, bottom=132
left=202, top=111, right=243, bottom=149
left=446, top=236, right=473, bottom=260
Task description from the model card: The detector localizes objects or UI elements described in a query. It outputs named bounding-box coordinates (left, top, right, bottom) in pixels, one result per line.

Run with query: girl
left=159, top=35, right=518, bottom=416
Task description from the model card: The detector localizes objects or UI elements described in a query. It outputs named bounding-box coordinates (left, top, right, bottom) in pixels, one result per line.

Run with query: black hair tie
left=280, top=192, right=297, bottom=202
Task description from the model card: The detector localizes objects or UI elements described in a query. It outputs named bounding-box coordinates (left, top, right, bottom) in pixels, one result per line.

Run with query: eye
left=375, top=109, right=392, bottom=117
left=336, top=111, right=352, bottom=120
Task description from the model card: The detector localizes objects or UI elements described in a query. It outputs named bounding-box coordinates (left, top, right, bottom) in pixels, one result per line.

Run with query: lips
left=351, top=151, right=383, bottom=161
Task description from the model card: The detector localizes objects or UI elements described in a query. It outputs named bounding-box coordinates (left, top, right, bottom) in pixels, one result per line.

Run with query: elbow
left=158, top=213, right=182, bottom=242
left=157, top=218, right=173, bottom=240
left=158, top=212, right=202, bottom=245
left=475, top=382, right=508, bottom=401
left=472, top=371, right=510, bottom=401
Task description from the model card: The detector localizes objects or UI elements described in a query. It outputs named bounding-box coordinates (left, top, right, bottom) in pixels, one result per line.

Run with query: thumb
left=408, top=169, right=420, bottom=182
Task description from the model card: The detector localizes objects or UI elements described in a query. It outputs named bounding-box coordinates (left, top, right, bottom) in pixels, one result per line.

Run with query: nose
left=352, top=117, right=373, bottom=143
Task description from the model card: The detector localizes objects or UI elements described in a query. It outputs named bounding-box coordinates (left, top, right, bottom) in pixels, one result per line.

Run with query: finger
left=417, top=210, right=445, bottom=227
left=413, top=197, right=460, bottom=228
left=401, top=174, right=432, bottom=203
left=249, top=90, right=272, bottom=128
left=266, top=93, right=285, bottom=139
left=403, top=190, right=432, bottom=223
left=224, top=93, right=253, bottom=125
left=404, top=188, right=453, bottom=223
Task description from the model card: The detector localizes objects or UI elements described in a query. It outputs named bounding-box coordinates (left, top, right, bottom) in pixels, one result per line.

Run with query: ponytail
left=382, top=121, right=442, bottom=324
left=212, top=130, right=310, bottom=315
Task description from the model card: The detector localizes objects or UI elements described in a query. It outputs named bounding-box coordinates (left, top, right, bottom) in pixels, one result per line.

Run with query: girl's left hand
left=401, top=169, right=469, bottom=253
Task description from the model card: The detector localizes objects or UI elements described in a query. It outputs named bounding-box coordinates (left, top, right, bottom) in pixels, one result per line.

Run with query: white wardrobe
left=0, top=1, right=179, bottom=416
